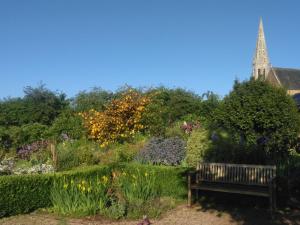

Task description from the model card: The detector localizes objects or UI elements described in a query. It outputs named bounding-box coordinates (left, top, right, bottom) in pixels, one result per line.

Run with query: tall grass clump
left=112, top=167, right=164, bottom=218
left=51, top=175, right=110, bottom=216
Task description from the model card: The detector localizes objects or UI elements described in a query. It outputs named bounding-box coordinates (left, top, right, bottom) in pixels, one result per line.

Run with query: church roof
left=273, top=67, right=300, bottom=90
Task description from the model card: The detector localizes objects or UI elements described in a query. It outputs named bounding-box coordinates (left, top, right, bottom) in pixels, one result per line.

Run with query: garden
left=0, top=79, right=300, bottom=224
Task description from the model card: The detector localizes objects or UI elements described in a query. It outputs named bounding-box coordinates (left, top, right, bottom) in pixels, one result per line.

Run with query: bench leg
left=188, top=188, right=192, bottom=206
left=188, top=173, right=192, bottom=207
left=273, top=182, right=277, bottom=211
left=269, top=183, right=274, bottom=219
left=269, top=195, right=273, bottom=218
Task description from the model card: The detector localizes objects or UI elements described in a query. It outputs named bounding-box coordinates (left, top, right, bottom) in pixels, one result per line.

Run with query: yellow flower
left=102, top=175, right=108, bottom=184
left=145, top=172, right=148, bottom=177
left=63, top=183, right=68, bottom=189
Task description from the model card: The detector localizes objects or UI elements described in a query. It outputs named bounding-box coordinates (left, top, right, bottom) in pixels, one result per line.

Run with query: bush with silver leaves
left=136, top=137, right=186, bottom=166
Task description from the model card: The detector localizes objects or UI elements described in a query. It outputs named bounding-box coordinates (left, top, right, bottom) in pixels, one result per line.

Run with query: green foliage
left=121, top=163, right=188, bottom=199
left=205, top=129, right=242, bottom=163
left=115, top=167, right=160, bottom=203
left=165, top=121, right=188, bottom=140
left=51, top=176, right=110, bottom=216
left=56, top=139, right=100, bottom=171
left=0, top=85, right=69, bottom=151
left=200, top=91, right=221, bottom=122
left=287, top=149, right=300, bottom=200
left=142, top=87, right=203, bottom=136
left=7, top=123, right=48, bottom=148
left=98, top=134, right=148, bottom=164
left=110, top=164, right=187, bottom=219
left=103, top=200, right=126, bottom=219
left=73, top=87, right=113, bottom=112
left=0, top=126, right=11, bottom=153
left=0, top=85, right=68, bottom=127
left=22, top=85, right=69, bottom=125
left=213, top=79, right=300, bottom=164
left=0, top=174, right=53, bottom=217
left=0, top=165, right=112, bottom=217
left=108, top=167, right=161, bottom=219
left=47, top=110, right=86, bottom=140
left=0, top=97, right=25, bottom=127
left=0, top=163, right=187, bottom=218
left=186, top=128, right=212, bottom=167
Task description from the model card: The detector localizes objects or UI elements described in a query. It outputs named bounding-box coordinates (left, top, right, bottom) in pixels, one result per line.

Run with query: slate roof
left=273, top=67, right=300, bottom=90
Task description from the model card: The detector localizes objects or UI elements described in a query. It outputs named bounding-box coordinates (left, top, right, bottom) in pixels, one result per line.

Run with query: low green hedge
left=119, top=163, right=188, bottom=199
left=0, top=174, right=52, bottom=217
left=0, top=165, right=112, bottom=217
left=0, top=163, right=188, bottom=218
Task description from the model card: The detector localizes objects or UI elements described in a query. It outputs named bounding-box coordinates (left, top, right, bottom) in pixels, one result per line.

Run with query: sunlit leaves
left=80, top=90, right=150, bottom=147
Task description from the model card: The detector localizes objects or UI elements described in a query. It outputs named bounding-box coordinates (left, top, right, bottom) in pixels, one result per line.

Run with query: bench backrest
left=196, top=163, right=276, bottom=186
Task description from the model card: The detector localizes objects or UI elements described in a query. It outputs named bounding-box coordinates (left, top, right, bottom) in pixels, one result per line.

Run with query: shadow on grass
left=195, top=190, right=300, bottom=225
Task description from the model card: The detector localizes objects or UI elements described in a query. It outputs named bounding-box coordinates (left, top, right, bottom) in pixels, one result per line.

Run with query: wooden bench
left=188, top=163, right=276, bottom=215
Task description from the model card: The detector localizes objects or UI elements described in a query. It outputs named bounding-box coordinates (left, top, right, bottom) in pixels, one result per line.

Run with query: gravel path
left=1, top=204, right=299, bottom=225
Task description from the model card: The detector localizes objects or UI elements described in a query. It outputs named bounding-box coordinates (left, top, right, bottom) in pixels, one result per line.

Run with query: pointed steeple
left=252, top=18, right=271, bottom=80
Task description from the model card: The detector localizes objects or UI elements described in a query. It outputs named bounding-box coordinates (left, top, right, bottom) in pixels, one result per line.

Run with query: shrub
left=47, top=111, right=86, bottom=141
left=185, top=128, right=212, bottom=167
left=136, top=137, right=186, bottom=166
left=213, top=79, right=300, bottom=164
left=17, top=140, right=49, bottom=160
left=8, top=123, right=49, bottom=149
left=80, top=90, right=150, bottom=147
left=73, top=87, right=114, bottom=112
left=0, top=85, right=68, bottom=127
left=98, top=134, right=148, bottom=165
left=206, top=129, right=243, bottom=163
left=165, top=119, right=201, bottom=140
left=0, top=173, right=53, bottom=217
left=165, top=122, right=187, bottom=140
left=288, top=149, right=300, bottom=201
left=142, top=88, right=203, bottom=136
left=56, top=139, right=100, bottom=171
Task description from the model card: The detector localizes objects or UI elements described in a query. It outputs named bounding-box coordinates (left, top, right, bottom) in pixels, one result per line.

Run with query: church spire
left=252, top=18, right=271, bottom=80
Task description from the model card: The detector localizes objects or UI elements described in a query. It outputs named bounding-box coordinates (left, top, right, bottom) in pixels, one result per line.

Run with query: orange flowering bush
left=80, top=90, right=150, bottom=147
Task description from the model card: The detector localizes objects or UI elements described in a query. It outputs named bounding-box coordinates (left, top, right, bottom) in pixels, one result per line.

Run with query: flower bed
left=0, top=163, right=188, bottom=218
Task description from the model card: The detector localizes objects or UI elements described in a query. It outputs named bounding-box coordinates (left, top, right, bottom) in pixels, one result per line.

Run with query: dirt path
left=1, top=204, right=299, bottom=225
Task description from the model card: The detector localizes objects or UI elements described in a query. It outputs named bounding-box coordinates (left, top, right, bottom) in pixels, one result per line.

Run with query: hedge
left=119, top=163, right=188, bottom=199
left=0, top=163, right=188, bottom=218
left=0, top=165, right=112, bottom=217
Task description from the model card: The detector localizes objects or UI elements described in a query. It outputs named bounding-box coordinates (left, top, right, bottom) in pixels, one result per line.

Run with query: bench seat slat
left=190, top=183, right=270, bottom=197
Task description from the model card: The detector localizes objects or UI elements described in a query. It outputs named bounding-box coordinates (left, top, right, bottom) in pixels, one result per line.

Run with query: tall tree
left=213, top=79, right=300, bottom=163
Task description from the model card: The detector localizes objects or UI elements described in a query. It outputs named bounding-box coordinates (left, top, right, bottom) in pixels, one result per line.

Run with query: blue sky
left=1, top=0, right=300, bottom=98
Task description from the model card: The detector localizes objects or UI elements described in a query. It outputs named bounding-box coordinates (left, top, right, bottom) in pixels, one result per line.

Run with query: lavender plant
left=136, top=137, right=186, bottom=165
left=17, top=140, right=49, bottom=160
